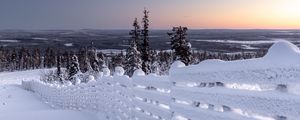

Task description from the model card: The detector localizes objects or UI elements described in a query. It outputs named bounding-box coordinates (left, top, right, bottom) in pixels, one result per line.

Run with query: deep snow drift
left=173, top=40, right=300, bottom=73
left=1, top=40, right=300, bottom=120
left=170, top=40, right=300, bottom=120
left=0, top=70, right=101, bottom=120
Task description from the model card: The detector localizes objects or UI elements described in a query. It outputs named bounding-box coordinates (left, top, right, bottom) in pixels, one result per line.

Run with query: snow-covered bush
left=40, top=68, right=68, bottom=84
left=114, top=66, right=125, bottom=76
left=133, top=69, right=145, bottom=76
left=103, top=67, right=111, bottom=77
left=69, top=73, right=82, bottom=85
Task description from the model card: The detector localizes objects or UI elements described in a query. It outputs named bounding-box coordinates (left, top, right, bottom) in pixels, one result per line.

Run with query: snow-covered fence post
left=169, top=61, right=186, bottom=120
left=131, top=69, right=172, bottom=120
left=131, top=69, right=146, bottom=119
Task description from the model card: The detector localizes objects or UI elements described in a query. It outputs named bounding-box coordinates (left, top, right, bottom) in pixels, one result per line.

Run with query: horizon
left=0, top=0, right=300, bottom=30
left=2, top=28, right=300, bottom=31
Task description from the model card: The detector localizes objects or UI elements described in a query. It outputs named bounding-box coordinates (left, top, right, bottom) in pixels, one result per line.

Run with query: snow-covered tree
left=149, top=50, right=160, bottom=74
left=78, top=47, right=89, bottom=73
left=125, top=18, right=143, bottom=77
left=56, top=54, right=64, bottom=82
left=97, top=52, right=106, bottom=70
left=68, top=54, right=80, bottom=80
left=140, top=9, right=151, bottom=74
left=168, top=26, right=192, bottom=65
left=89, top=51, right=100, bottom=72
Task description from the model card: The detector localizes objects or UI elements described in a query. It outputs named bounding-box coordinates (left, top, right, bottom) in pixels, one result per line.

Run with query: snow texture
left=14, top=40, right=300, bottom=120
left=0, top=69, right=102, bottom=120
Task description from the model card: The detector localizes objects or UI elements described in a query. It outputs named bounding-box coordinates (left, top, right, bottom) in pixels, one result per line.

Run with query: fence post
left=169, top=61, right=186, bottom=120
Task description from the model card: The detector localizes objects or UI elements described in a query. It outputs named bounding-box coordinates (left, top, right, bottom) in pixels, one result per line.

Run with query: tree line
left=0, top=9, right=267, bottom=84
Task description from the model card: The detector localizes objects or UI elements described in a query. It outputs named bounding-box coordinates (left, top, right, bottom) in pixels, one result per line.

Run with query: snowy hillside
left=0, top=70, right=102, bottom=120
left=1, top=40, right=300, bottom=120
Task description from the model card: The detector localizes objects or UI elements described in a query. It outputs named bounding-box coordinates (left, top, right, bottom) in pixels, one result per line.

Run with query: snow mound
left=133, top=69, right=145, bottom=76
left=264, top=40, right=300, bottom=62
left=171, top=61, right=186, bottom=68
left=103, top=67, right=111, bottom=77
left=114, top=67, right=124, bottom=76
left=172, top=40, right=300, bottom=73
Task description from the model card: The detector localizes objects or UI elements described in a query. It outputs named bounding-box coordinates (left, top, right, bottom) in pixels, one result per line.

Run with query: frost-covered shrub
left=69, top=73, right=82, bottom=85
left=84, top=70, right=102, bottom=80
left=171, top=61, right=186, bottom=68
left=133, top=69, right=145, bottom=76
left=87, top=75, right=96, bottom=82
left=103, top=67, right=111, bottom=77
left=114, top=66, right=125, bottom=76
left=40, top=68, right=68, bottom=84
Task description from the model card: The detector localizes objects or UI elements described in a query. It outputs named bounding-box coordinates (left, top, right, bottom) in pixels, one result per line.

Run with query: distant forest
left=0, top=10, right=267, bottom=83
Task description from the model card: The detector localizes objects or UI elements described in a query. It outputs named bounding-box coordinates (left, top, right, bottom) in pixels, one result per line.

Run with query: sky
left=0, top=0, right=300, bottom=30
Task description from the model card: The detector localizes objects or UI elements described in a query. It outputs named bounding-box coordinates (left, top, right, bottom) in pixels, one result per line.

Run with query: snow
left=0, top=40, right=20, bottom=43
left=102, top=67, right=111, bottom=76
left=133, top=69, right=145, bottom=76
left=0, top=69, right=49, bottom=85
left=114, top=66, right=125, bottom=76
left=241, top=44, right=258, bottom=50
left=264, top=40, right=300, bottom=62
left=33, top=37, right=48, bottom=40
left=171, top=61, right=186, bottom=68
left=170, top=40, right=300, bottom=120
left=171, top=40, right=300, bottom=74
left=194, top=39, right=278, bottom=44
left=0, top=69, right=102, bottom=120
left=64, top=43, right=73, bottom=47
left=1, top=40, right=300, bottom=120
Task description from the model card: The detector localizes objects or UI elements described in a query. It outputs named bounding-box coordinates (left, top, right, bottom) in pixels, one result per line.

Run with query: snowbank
left=172, top=40, right=300, bottom=74
left=170, top=40, right=300, bottom=120
left=0, top=85, right=100, bottom=120
left=20, top=40, right=300, bottom=120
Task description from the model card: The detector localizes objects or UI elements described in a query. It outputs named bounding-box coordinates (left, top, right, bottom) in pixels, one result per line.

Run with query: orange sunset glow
left=148, top=0, right=300, bottom=29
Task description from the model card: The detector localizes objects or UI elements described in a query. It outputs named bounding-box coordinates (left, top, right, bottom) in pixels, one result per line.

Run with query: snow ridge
left=21, top=40, right=300, bottom=120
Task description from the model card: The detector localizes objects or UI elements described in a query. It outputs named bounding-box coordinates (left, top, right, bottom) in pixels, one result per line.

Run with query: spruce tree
left=168, top=26, right=192, bottom=65
left=68, top=54, right=80, bottom=80
left=56, top=53, right=63, bottom=82
left=33, top=48, right=41, bottom=69
left=125, top=18, right=143, bottom=77
left=10, top=49, right=17, bottom=71
left=89, top=51, right=100, bottom=72
left=140, top=9, right=151, bottom=74
left=78, top=47, right=88, bottom=73
left=97, top=52, right=105, bottom=70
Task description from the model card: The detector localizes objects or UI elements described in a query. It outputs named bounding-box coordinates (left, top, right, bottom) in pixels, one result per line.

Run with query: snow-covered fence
left=22, top=41, right=300, bottom=120
left=170, top=64, right=300, bottom=120
left=22, top=69, right=171, bottom=120
left=22, top=65, right=300, bottom=120
left=169, top=41, right=300, bottom=120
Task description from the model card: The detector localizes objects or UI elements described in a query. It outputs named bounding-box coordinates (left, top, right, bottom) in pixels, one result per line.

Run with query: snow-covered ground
left=0, top=70, right=102, bottom=120
left=1, top=40, right=300, bottom=120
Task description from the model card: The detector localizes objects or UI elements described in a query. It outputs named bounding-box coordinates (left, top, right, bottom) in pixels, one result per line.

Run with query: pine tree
left=56, top=53, right=63, bottom=82
left=10, top=49, right=17, bottom=71
left=62, top=51, right=71, bottom=69
left=33, top=48, right=41, bottom=69
left=149, top=50, right=160, bottom=74
left=68, top=54, right=80, bottom=80
left=78, top=47, right=88, bottom=73
left=89, top=50, right=100, bottom=72
left=168, top=26, right=192, bottom=65
left=140, top=9, right=151, bottom=74
left=97, top=52, right=105, bottom=70
left=125, top=18, right=143, bottom=77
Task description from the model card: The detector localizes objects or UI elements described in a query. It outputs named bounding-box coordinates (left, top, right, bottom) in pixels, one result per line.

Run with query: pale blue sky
left=0, top=0, right=299, bottom=29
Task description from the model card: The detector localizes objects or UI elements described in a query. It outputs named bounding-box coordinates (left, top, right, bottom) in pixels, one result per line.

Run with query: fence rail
left=22, top=62, right=300, bottom=120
